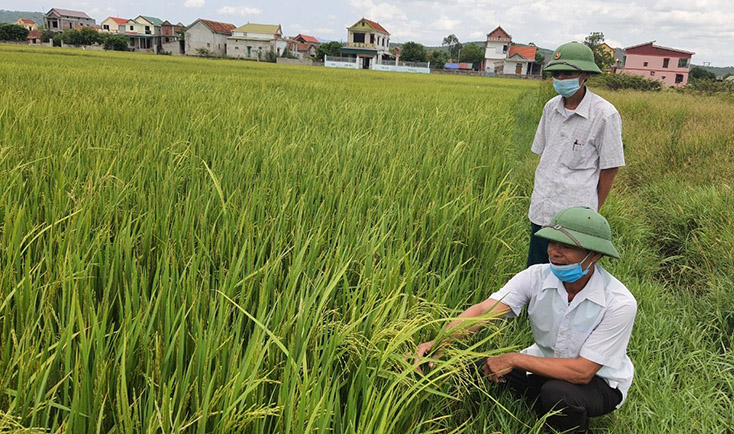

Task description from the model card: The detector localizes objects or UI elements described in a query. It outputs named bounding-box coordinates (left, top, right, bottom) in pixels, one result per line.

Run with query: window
left=353, top=32, right=365, bottom=43
left=675, top=74, right=684, bottom=83
left=206, top=43, right=210, bottom=48
left=678, top=58, right=688, bottom=68
left=662, top=76, right=666, bottom=80
left=52, top=21, right=58, bottom=28
left=247, top=46, right=251, bottom=56
left=103, top=24, right=109, bottom=30
left=622, top=55, right=626, bottom=66
left=663, top=58, right=669, bottom=68
left=130, top=25, right=134, bottom=31
left=643, top=61, right=648, bottom=67
left=503, top=45, right=508, bottom=53
left=650, top=71, right=655, bottom=76
left=370, top=34, right=375, bottom=44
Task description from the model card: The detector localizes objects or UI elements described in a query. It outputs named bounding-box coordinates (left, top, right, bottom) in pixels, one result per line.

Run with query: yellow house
left=340, top=18, right=391, bottom=69
left=101, top=17, right=128, bottom=33
left=598, top=43, right=615, bottom=59
left=14, top=18, right=38, bottom=31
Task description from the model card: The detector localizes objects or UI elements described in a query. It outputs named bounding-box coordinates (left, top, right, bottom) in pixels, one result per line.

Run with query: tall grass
left=1, top=46, right=732, bottom=433
left=0, top=46, right=537, bottom=433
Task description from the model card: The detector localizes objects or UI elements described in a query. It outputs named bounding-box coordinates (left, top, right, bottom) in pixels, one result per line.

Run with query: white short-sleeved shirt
left=489, top=263, right=637, bottom=407
left=529, top=89, right=626, bottom=226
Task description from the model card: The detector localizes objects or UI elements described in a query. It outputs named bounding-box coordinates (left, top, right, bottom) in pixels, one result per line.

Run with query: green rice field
left=0, top=45, right=732, bottom=433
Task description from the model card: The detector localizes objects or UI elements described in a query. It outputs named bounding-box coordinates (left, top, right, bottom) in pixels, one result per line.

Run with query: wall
left=325, top=59, right=359, bottom=69
left=227, top=38, right=272, bottom=59
left=186, top=22, right=229, bottom=56
left=372, top=64, right=430, bottom=74
left=277, top=58, right=313, bottom=66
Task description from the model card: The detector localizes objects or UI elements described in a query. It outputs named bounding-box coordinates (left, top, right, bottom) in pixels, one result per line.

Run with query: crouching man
left=413, top=207, right=636, bottom=433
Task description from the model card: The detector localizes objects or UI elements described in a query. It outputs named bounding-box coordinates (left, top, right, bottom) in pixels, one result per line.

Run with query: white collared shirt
left=529, top=89, right=625, bottom=226
left=489, top=263, right=637, bottom=407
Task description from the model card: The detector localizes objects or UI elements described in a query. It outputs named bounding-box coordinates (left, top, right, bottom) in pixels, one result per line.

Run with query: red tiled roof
left=509, top=45, right=536, bottom=60
left=487, top=26, right=511, bottom=40
left=109, top=17, right=128, bottom=25
left=19, top=18, right=36, bottom=24
left=50, top=8, right=93, bottom=19
left=296, top=34, right=319, bottom=43
left=199, top=19, right=236, bottom=35
left=27, top=29, right=42, bottom=39
left=363, top=18, right=388, bottom=34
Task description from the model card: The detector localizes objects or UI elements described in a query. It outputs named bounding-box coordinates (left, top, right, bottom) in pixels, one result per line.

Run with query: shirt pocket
left=561, top=139, right=597, bottom=170
left=570, top=303, right=602, bottom=334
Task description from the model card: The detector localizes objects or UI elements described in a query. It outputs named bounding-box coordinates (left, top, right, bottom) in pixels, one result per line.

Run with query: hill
left=0, top=9, right=44, bottom=26
left=694, top=64, right=734, bottom=78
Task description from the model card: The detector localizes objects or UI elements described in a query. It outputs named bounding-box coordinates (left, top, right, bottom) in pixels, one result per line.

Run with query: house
left=284, top=38, right=318, bottom=60
left=44, top=8, right=95, bottom=32
left=619, top=41, right=694, bottom=87
left=14, top=18, right=38, bottom=32
left=185, top=19, right=236, bottom=57
left=480, top=26, right=537, bottom=76
left=27, top=29, right=42, bottom=45
left=101, top=17, right=128, bottom=33
left=120, top=15, right=171, bottom=53
left=294, top=34, right=319, bottom=45
left=227, top=23, right=287, bottom=60
left=338, top=18, right=391, bottom=69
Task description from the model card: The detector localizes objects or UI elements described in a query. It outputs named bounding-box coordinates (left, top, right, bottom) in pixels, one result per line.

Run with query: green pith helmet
left=535, top=207, right=620, bottom=258
left=545, top=42, right=603, bottom=74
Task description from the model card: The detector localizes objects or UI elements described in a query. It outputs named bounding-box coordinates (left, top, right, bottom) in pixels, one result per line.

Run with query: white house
left=226, top=23, right=286, bottom=60
left=481, top=26, right=538, bottom=76
left=185, top=18, right=236, bottom=56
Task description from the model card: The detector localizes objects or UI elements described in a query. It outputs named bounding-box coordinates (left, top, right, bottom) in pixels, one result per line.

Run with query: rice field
left=1, top=45, right=732, bottom=433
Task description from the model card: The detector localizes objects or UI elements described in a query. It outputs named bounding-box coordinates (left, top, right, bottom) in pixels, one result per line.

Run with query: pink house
left=619, top=41, right=694, bottom=87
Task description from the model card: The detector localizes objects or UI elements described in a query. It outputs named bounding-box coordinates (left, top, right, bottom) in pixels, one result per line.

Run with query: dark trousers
left=527, top=222, right=549, bottom=267
left=499, top=367, right=622, bottom=433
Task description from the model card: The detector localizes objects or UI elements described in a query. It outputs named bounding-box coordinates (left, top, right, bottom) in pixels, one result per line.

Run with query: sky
left=6, top=0, right=734, bottom=66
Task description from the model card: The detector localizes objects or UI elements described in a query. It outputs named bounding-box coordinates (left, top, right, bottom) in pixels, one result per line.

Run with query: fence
left=324, top=56, right=359, bottom=70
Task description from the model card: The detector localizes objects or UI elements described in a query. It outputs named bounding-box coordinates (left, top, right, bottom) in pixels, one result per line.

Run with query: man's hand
left=483, top=353, right=516, bottom=383
left=409, top=340, right=441, bottom=374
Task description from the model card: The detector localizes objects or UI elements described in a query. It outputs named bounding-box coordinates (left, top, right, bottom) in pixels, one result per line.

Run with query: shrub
left=589, top=73, right=662, bottom=91
left=0, top=24, right=29, bottom=42
left=195, top=47, right=217, bottom=57
left=101, top=34, right=129, bottom=51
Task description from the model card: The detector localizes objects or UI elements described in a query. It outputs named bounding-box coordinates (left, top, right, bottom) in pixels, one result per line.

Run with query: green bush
left=0, top=24, right=29, bottom=42
left=589, top=73, right=662, bottom=91
left=101, top=33, right=129, bottom=51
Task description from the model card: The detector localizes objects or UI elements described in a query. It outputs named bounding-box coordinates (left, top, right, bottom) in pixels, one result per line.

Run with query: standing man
left=413, top=207, right=636, bottom=434
left=528, top=42, right=625, bottom=266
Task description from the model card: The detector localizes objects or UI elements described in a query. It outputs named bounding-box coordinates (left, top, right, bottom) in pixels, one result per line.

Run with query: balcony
left=347, top=42, right=376, bottom=49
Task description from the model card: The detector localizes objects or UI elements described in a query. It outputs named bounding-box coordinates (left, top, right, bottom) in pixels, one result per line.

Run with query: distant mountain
left=694, top=64, right=734, bottom=79
left=0, top=9, right=44, bottom=26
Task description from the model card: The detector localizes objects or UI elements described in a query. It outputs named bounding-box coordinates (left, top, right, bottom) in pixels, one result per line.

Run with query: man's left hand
left=483, top=353, right=517, bottom=383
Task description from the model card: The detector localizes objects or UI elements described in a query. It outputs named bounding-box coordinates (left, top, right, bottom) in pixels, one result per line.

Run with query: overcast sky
left=6, top=0, right=733, bottom=66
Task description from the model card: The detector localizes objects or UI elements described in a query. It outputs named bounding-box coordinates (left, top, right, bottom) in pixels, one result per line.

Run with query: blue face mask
left=549, top=252, right=593, bottom=283
left=553, top=77, right=581, bottom=97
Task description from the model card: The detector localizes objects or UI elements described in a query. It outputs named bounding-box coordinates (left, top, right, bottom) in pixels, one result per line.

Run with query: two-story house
left=44, top=8, right=95, bottom=32
left=339, top=18, right=390, bottom=69
left=101, top=17, right=128, bottom=33
left=14, top=18, right=38, bottom=32
left=285, top=34, right=319, bottom=60
left=619, top=41, right=694, bottom=87
left=125, top=16, right=165, bottom=52
left=226, top=23, right=286, bottom=60
left=185, top=19, right=236, bottom=57
left=480, top=26, right=537, bottom=76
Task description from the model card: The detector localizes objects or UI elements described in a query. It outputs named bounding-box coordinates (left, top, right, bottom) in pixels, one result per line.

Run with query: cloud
left=184, top=0, right=205, bottom=8
left=430, top=16, right=460, bottom=32
left=217, top=6, right=262, bottom=16
left=315, top=27, right=335, bottom=34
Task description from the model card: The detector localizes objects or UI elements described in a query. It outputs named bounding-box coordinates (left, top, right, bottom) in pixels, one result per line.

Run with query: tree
left=428, top=50, right=449, bottom=69
left=689, top=66, right=716, bottom=81
left=584, top=31, right=614, bottom=71
left=400, top=41, right=427, bottom=62
left=459, top=43, right=483, bottom=65
left=101, top=33, right=129, bottom=51
left=78, top=27, right=101, bottom=45
left=535, top=52, right=545, bottom=64
left=442, top=34, right=462, bottom=61
left=0, top=24, right=29, bottom=42
left=41, top=29, right=55, bottom=43
left=315, top=41, right=342, bottom=61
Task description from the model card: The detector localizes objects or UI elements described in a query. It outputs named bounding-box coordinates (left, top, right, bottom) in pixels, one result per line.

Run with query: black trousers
left=493, top=367, right=623, bottom=433
left=527, top=222, right=550, bottom=267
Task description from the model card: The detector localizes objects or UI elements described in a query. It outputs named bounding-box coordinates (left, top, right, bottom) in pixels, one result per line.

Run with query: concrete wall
left=277, top=58, right=313, bottom=66
left=325, top=59, right=359, bottom=69
left=372, top=64, right=430, bottom=74
left=186, top=21, right=229, bottom=56
left=227, top=38, right=272, bottom=59
left=162, top=40, right=184, bottom=55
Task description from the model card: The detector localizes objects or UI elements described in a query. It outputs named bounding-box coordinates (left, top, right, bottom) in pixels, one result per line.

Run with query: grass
left=1, top=45, right=732, bottom=433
